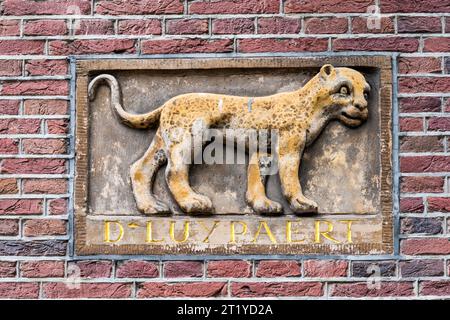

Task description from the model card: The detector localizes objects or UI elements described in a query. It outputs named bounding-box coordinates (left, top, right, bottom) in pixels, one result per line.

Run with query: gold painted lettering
left=104, top=220, right=124, bottom=243
left=314, top=220, right=340, bottom=244
left=339, top=220, right=356, bottom=243
left=169, top=221, right=190, bottom=243
left=230, top=221, right=247, bottom=244
left=146, top=221, right=164, bottom=243
left=197, top=220, right=220, bottom=243
left=252, top=221, right=277, bottom=244
left=286, top=220, right=305, bottom=243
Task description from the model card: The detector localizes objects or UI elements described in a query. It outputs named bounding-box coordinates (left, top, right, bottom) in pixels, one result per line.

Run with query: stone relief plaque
left=74, top=56, right=393, bottom=255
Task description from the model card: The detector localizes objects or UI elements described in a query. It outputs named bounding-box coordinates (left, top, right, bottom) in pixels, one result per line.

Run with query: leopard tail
left=88, top=74, right=162, bottom=129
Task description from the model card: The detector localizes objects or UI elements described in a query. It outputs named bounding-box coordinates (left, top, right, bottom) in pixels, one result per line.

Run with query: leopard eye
left=339, top=86, right=349, bottom=95
left=364, top=91, right=369, bottom=100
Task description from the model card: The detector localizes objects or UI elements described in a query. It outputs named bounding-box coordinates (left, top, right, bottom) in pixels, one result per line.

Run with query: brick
left=0, top=179, right=18, bottom=194
left=141, top=39, right=233, bottom=54
left=305, top=17, right=347, bottom=34
left=0, top=60, right=21, bottom=76
left=20, top=261, right=65, bottom=278
left=330, top=282, right=414, bottom=297
left=424, top=37, right=450, bottom=52
left=0, top=219, right=19, bottom=236
left=25, top=60, right=68, bottom=76
left=400, top=136, right=443, bottom=153
left=400, top=259, right=444, bottom=277
left=285, top=0, right=372, bottom=13
left=207, top=260, right=251, bottom=278
left=401, top=238, right=450, bottom=255
left=3, top=0, right=91, bottom=15
left=0, top=282, right=39, bottom=299
left=24, top=20, right=67, bottom=36
left=401, top=217, right=443, bottom=235
left=0, top=40, right=44, bottom=55
left=24, top=100, right=68, bottom=115
left=428, top=117, right=450, bottom=131
left=351, top=17, right=394, bottom=34
left=399, top=97, right=441, bottom=113
left=0, top=199, right=42, bottom=215
left=23, top=179, right=68, bottom=194
left=212, top=18, right=254, bottom=35
left=0, top=100, right=20, bottom=115
left=96, top=0, right=183, bottom=15
left=255, top=260, right=301, bottom=277
left=49, top=40, right=136, bottom=55
left=47, top=119, right=69, bottom=134
left=1, top=80, right=69, bottom=96
left=304, top=260, right=348, bottom=277
left=0, top=138, right=19, bottom=154
left=75, top=19, right=114, bottom=35
left=258, top=17, right=301, bottom=34
left=44, top=282, right=132, bottom=299
left=1, top=159, right=66, bottom=174
left=0, top=20, right=20, bottom=36
left=446, top=98, right=450, bottom=111
left=351, top=261, right=396, bottom=277
left=48, top=198, right=67, bottom=215
left=400, top=77, right=450, bottom=93
left=399, top=117, right=422, bottom=132
left=238, top=38, right=328, bottom=53
left=421, top=281, right=450, bottom=296
left=398, top=16, right=442, bottom=33
left=0, top=261, right=16, bottom=277
left=0, top=240, right=66, bottom=256
left=22, top=139, right=67, bottom=155
left=70, top=261, right=113, bottom=278
left=23, top=219, right=67, bottom=236
left=164, top=261, right=203, bottom=278
left=118, top=20, right=162, bottom=35
left=189, top=0, right=279, bottom=14
left=166, top=19, right=208, bottom=35
left=447, top=18, right=450, bottom=33
left=231, top=282, right=323, bottom=297
left=400, top=176, right=444, bottom=193
left=333, top=37, right=419, bottom=52
left=138, top=282, right=227, bottom=298
left=0, top=119, right=41, bottom=136
left=428, top=197, right=450, bottom=212
left=0, top=119, right=40, bottom=134
left=116, top=260, right=159, bottom=278
left=400, top=156, right=450, bottom=173
left=398, top=58, right=441, bottom=74
left=380, top=0, right=450, bottom=13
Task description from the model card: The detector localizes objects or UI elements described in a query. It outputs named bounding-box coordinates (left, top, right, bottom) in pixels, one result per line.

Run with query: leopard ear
left=319, top=64, right=335, bottom=79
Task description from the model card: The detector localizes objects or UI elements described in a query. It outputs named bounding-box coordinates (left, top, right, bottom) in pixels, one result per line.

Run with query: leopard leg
left=165, top=141, right=213, bottom=214
left=246, top=152, right=283, bottom=215
left=130, top=131, right=170, bottom=214
left=277, top=132, right=318, bottom=214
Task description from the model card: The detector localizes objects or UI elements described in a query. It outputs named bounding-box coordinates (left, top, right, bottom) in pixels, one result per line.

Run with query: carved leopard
left=88, top=64, right=370, bottom=215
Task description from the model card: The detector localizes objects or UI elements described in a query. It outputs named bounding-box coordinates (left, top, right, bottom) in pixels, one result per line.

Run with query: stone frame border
left=73, top=56, right=393, bottom=256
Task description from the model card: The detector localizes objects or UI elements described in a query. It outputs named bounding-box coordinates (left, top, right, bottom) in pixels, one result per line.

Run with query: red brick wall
left=0, top=0, right=449, bottom=299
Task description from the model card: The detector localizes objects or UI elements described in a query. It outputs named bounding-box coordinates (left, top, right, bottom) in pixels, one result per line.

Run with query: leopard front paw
left=249, top=196, right=283, bottom=215
left=289, top=194, right=318, bottom=214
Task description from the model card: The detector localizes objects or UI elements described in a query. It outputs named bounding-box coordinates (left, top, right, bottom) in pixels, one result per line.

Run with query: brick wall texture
left=0, top=0, right=449, bottom=299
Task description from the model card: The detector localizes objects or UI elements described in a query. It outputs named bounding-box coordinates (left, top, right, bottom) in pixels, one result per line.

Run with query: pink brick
left=212, top=18, right=255, bottom=35
left=20, top=261, right=64, bottom=278
left=0, top=60, right=22, bottom=76
left=166, top=19, right=209, bottom=35
left=0, top=199, right=42, bottom=215
left=304, top=260, right=348, bottom=277
left=3, top=0, right=91, bottom=15
left=44, top=282, right=132, bottom=299
left=24, top=100, right=68, bottom=115
left=116, top=260, right=159, bottom=278
left=25, top=60, right=68, bottom=76
left=258, top=17, right=301, bottom=34
left=23, top=219, right=67, bottom=236
left=1, top=159, right=67, bottom=174
left=23, top=179, right=68, bottom=194
left=0, top=20, right=20, bottom=36
left=1, top=80, right=69, bottom=96
left=207, top=260, right=251, bottom=278
left=118, top=20, right=162, bottom=35
left=24, top=20, right=68, bottom=36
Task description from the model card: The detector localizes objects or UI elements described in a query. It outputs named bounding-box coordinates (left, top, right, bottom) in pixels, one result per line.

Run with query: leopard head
left=317, top=64, right=371, bottom=128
